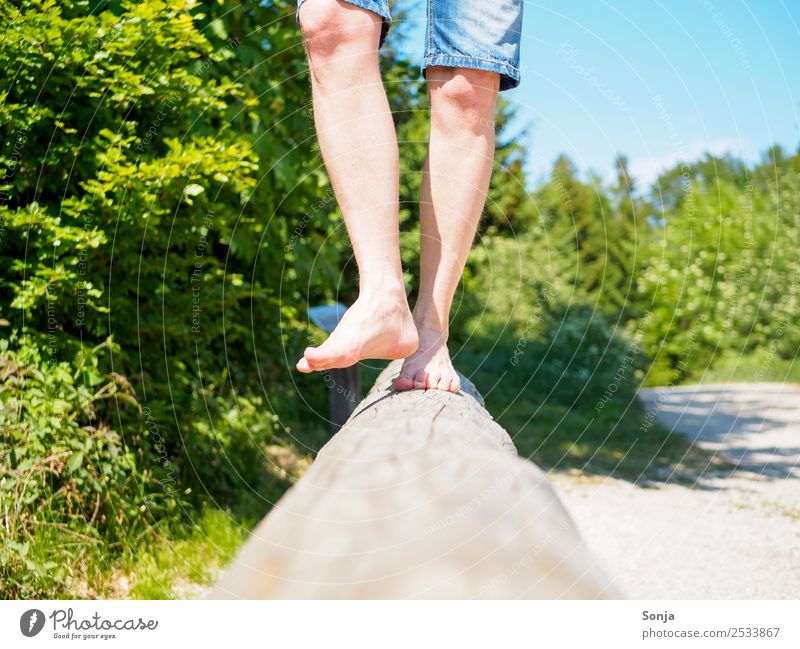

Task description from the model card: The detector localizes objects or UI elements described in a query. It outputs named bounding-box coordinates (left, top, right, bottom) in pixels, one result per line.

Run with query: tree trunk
left=209, top=361, right=618, bottom=599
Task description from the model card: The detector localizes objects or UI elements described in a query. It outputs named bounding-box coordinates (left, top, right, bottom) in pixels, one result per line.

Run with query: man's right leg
left=295, top=0, right=417, bottom=373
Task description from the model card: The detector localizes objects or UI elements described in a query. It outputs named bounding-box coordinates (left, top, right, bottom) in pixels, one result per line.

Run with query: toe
left=304, top=343, right=357, bottom=371
left=393, top=375, right=414, bottom=391
left=425, top=371, right=441, bottom=390
left=296, top=356, right=312, bottom=373
left=449, top=375, right=462, bottom=393
left=436, top=377, right=451, bottom=391
left=302, top=346, right=323, bottom=370
left=413, top=370, right=427, bottom=390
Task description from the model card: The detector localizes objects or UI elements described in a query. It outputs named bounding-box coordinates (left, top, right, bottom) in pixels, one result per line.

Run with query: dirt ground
left=551, top=383, right=800, bottom=599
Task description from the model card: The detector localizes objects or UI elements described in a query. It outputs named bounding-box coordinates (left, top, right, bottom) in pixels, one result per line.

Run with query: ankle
left=358, top=283, right=408, bottom=307
left=412, top=310, right=449, bottom=341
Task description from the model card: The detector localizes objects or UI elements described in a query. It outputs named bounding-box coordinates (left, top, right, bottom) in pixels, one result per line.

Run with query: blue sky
left=396, top=0, right=800, bottom=188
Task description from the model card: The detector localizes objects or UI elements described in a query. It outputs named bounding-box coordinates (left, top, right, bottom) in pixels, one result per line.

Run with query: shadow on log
left=209, top=361, right=620, bottom=599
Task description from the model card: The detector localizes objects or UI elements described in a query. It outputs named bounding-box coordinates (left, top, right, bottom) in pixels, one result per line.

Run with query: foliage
left=637, top=149, right=800, bottom=384
left=0, top=335, right=145, bottom=597
left=533, top=154, right=639, bottom=317
left=0, top=0, right=319, bottom=596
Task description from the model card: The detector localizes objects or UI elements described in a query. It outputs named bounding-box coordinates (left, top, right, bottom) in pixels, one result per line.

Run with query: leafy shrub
left=533, top=304, right=647, bottom=407
left=638, top=152, right=800, bottom=384
left=0, top=335, right=150, bottom=597
left=0, top=0, right=303, bottom=595
left=454, top=235, right=646, bottom=408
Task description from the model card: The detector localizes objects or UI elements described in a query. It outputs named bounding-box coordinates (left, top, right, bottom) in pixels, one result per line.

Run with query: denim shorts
left=296, top=0, right=523, bottom=91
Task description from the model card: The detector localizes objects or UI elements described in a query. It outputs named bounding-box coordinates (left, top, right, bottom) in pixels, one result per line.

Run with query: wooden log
left=209, top=361, right=619, bottom=599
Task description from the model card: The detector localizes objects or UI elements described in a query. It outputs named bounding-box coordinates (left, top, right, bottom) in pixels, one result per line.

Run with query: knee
left=431, top=68, right=499, bottom=129
left=299, top=0, right=380, bottom=61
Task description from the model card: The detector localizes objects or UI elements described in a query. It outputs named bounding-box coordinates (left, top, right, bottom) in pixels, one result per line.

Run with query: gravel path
left=551, top=383, right=800, bottom=599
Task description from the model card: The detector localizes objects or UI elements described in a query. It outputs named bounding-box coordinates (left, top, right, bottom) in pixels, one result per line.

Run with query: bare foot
left=393, top=324, right=461, bottom=393
left=296, top=290, right=418, bottom=373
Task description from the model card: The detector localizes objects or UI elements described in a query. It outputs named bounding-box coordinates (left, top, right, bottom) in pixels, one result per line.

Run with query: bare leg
left=295, top=0, right=417, bottom=373
left=395, top=67, right=499, bottom=392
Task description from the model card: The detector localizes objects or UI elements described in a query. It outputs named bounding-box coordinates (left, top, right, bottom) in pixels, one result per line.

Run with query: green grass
left=492, top=394, right=724, bottom=483
left=108, top=451, right=305, bottom=599
left=452, top=347, right=729, bottom=483
left=695, top=348, right=800, bottom=385
left=123, top=506, right=251, bottom=599
left=1, top=440, right=312, bottom=600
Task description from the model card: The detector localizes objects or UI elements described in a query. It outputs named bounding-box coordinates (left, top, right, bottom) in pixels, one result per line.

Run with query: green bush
left=638, top=151, right=800, bottom=384
left=0, top=0, right=320, bottom=596
left=454, top=234, right=645, bottom=409
left=532, top=304, right=647, bottom=408
left=0, top=334, right=148, bottom=597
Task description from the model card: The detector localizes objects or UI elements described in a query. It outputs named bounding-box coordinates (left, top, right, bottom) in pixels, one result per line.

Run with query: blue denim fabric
left=296, top=0, right=523, bottom=91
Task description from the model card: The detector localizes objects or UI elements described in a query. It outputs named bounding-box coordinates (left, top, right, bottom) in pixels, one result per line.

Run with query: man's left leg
left=395, top=66, right=499, bottom=392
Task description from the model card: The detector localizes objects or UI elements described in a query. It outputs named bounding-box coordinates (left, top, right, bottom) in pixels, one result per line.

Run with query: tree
left=535, top=155, right=632, bottom=315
